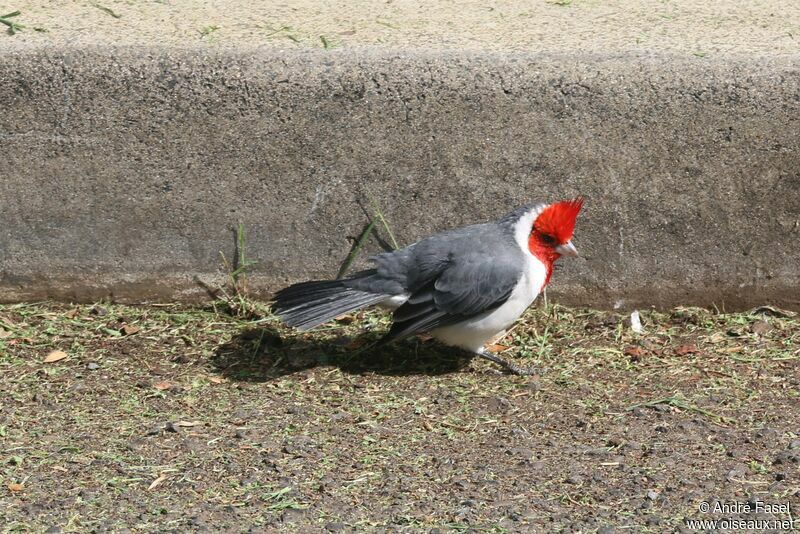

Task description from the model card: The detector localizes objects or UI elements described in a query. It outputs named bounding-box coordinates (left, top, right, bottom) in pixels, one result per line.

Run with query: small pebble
left=646, top=515, right=662, bottom=526
left=750, top=320, right=772, bottom=335
left=525, top=380, right=542, bottom=392
left=281, top=508, right=305, bottom=523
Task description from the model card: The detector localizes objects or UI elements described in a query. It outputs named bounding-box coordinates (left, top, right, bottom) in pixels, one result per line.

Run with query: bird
left=272, top=198, right=584, bottom=375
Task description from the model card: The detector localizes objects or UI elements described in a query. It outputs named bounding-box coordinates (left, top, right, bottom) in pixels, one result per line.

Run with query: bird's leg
left=476, top=347, right=539, bottom=376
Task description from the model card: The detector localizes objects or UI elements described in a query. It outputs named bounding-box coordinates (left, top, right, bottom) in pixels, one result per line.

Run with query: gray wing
left=378, top=224, right=525, bottom=343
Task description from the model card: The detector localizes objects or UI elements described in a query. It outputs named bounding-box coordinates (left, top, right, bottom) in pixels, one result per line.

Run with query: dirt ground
left=5, top=0, right=800, bottom=57
left=1, top=301, right=798, bottom=532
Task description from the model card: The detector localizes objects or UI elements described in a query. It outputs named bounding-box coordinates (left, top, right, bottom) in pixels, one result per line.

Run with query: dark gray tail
left=272, top=274, right=387, bottom=331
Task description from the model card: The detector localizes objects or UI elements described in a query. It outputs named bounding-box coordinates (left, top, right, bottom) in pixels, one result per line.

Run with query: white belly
left=430, top=258, right=546, bottom=353
left=378, top=294, right=409, bottom=310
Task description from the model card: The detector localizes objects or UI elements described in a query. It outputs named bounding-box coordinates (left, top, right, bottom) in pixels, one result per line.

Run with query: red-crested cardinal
left=273, top=199, right=584, bottom=374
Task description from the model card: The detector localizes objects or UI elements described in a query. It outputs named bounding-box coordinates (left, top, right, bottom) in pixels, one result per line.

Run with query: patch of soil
left=1, top=303, right=798, bottom=531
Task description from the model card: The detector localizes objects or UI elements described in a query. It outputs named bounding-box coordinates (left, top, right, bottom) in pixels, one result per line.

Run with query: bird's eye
left=540, top=234, right=556, bottom=246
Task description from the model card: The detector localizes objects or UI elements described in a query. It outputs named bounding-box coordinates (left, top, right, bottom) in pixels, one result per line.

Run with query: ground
left=1, top=301, right=798, bottom=532
left=4, top=0, right=800, bottom=57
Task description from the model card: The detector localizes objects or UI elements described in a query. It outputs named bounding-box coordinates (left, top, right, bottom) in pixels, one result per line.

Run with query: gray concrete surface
left=1, top=45, right=799, bottom=309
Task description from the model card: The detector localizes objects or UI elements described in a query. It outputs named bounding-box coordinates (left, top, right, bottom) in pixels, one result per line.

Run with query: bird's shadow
left=211, top=323, right=475, bottom=382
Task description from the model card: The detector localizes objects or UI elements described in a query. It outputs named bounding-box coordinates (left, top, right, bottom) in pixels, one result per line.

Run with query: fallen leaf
left=675, top=344, right=699, bottom=356
left=153, top=381, right=173, bottom=391
left=120, top=324, right=140, bottom=336
left=421, top=420, right=433, bottom=431
left=64, top=308, right=80, bottom=319
left=334, top=314, right=355, bottom=324
left=624, top=346, right=645, bottom=361
left=7, top=482, right=24, bottom=492
left=486, top=343, right=510, bottom=353
left=749, top=305, right=796, bottom=318
left=174, top=421, right=202, bottom=427
left=0, top=328, right=11, bottom=339
left=43, top=350, right=68, bottom=363
left=708, top=332, right=727, bottom=344
left=148, top=474, right=167, bottom=490
left=209, top=376, right=226, bottom=384
left=750, top=321, right=772, bottom=336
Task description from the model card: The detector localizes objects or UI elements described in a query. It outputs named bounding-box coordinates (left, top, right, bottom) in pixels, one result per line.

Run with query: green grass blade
left=373, top=210, right=398, bottom=251
left=337, top=220, right=376, bottom=279
left=92, top=4, right=122, bottom=18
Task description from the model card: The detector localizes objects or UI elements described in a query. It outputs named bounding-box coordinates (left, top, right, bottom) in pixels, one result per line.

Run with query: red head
left=528, top=197, right=584, bottom=285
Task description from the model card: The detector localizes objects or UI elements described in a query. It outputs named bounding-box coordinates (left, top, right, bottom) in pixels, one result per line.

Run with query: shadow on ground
left=211, top=325, right=475, bottom=381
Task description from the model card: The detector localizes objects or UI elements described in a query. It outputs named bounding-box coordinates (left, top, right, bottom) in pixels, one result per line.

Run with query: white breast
left=430, top=205, right=548, bottom=353
left=429, top=256, right=545, bottom=353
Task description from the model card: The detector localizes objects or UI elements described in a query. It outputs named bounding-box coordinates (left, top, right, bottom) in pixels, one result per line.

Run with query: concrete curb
left=1, top=46, right=799, bottom=309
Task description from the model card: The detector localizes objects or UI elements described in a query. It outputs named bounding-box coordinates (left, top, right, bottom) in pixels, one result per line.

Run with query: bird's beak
left=555, top=240, right=579, bottom=257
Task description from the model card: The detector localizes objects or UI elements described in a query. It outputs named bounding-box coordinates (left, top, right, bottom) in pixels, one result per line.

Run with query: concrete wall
left=1, top=46, right=799, bottom=309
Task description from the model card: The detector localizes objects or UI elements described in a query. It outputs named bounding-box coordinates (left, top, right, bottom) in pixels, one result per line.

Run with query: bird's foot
left=476, top=348, right=540, bottom=376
